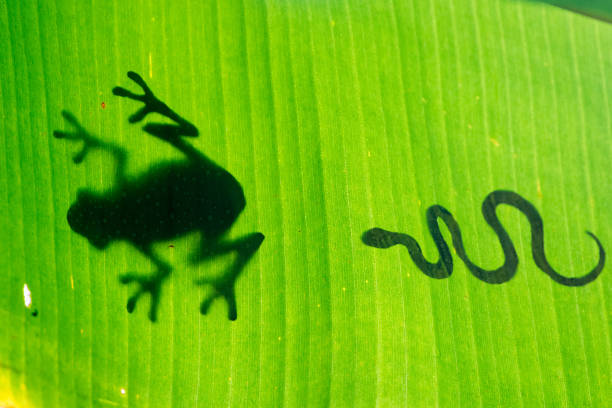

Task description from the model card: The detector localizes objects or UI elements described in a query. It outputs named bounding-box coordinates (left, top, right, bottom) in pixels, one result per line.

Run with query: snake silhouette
left=362, top=190, right=605, bottom=286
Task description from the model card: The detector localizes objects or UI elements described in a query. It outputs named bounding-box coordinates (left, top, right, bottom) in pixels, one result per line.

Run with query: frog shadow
left=54, top=71, right=264, bottom=322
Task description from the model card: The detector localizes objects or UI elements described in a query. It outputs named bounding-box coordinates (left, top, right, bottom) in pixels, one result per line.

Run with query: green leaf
left=1, top=0, right=611, bottom=407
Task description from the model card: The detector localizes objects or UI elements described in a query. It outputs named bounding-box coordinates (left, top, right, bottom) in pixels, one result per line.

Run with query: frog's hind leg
left=119, top=243, right=171, bottom=322
left=194, top=232, right=264, bottom=320
left=199, top=283, right=238, bottom=321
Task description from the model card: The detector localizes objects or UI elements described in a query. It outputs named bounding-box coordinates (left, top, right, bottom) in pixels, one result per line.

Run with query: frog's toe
left=148, top=303, right=158, bottom=322
left=227, top=306, right=237, bottom=321
left=127, top=71, right=152, bottom=94
left=53, top=130, right=69, bottom=139
left=119, top=273, right=135, bottom=284
left=126, top=292, right=140, bottom=313
left=200, top=295, right=216, bottom=315
left=124, top=285, right=160, bottom=322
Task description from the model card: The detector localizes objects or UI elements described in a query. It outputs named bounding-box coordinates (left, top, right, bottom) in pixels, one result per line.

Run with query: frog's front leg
left=54, top=110, right=128, bottom=187
left=113, top=71, right=220, bottom=168
left=112, top=71, right=198, bottom=139
left=119, top=243, right=171, bottom=322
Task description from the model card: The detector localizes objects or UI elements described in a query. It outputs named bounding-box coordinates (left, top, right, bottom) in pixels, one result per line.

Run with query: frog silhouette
left=54, top=71, right=264, bottom=322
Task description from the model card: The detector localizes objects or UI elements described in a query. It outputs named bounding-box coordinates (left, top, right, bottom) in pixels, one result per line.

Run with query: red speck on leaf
left=101, top=102, right=106, bottom=109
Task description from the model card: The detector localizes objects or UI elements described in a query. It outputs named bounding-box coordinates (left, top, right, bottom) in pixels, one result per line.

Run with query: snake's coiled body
left=362, top=190, right=605, bottom=286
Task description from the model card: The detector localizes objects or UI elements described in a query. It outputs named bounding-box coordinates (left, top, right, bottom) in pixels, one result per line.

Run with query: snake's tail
left=532, top=230, right=605, bottom=287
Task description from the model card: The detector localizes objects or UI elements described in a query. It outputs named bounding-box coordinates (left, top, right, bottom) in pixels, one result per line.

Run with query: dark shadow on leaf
left=54, top=71, right=264, bottom=322
left=363, top=190, right=604, bottom=286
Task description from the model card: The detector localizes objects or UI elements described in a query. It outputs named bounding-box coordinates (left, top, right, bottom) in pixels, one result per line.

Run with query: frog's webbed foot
left=197, top=282, right=237, bottom=321
left=113, top=71, right=198, bottom=139
left=120, top=268, right=170, bottom=322
left=53, top=111, right=101, bottom=163
left=112, top=71, right=164, bottom=123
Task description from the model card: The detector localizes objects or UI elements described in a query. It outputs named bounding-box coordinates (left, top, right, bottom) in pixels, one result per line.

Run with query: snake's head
left=362, top=228, right=397, bottom=248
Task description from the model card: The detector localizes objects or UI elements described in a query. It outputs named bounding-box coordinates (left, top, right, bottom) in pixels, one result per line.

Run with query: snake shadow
left=362, top=190, right=604, bottom=286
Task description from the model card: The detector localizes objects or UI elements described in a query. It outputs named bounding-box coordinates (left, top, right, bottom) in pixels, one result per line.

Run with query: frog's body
left=55, top=71, right=264, bottom=321
left=68, top=161, right=246, bottom=251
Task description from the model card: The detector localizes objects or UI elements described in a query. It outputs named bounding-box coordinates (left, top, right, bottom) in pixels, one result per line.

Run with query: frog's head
left=67, top=190, right=112, bottom=250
